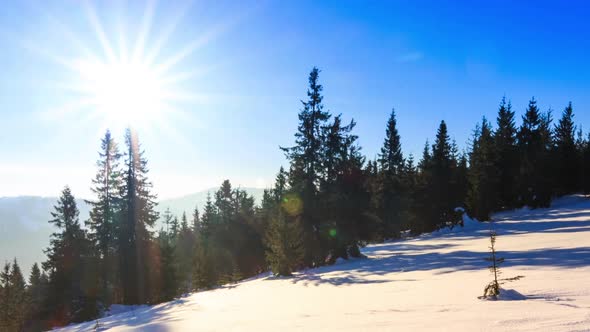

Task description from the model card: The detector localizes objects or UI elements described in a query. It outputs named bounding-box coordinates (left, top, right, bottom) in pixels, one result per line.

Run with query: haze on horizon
left=1, top=0, right=589, bottom=199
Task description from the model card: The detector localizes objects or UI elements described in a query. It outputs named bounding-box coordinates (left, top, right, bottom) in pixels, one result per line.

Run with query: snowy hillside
left=55, top=195, right=590, bottom=331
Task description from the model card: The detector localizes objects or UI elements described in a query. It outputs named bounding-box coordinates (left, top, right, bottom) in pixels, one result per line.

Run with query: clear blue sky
left=1, top=0, right=589, bottom=199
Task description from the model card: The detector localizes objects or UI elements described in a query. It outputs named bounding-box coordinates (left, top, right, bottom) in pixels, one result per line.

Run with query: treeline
left=1, top=67, right=589, bottom=331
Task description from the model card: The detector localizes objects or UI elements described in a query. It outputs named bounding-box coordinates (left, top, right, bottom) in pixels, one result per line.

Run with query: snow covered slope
left=55, top=195, right=590, bottom=331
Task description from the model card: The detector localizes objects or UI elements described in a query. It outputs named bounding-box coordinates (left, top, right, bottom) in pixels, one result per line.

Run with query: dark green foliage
left=554, top=102, right=579, bottom=195
left=157, top=230, right=178, bottom=302
left=192, top=239, right=215, bottom=290
left=428, top=121, right=464, bottom=230
left=189, top=180, right=266, bottom=288
left=0, top=259, right=27, bottom=331
left=265, top=210, right=304, bottom=276
left=281, top=67, right=331, bottom=266
left=43, top=187, right=98, bottom=325
left=175, top=213, right=196, bottom=293
left=494, top=97, right=519, bottom=210
left=85, top=130, right=122, bottom=306
left=26, top=262, right=48, bottom=331
left=468, top=118, right=500, bottom=220
left=376, top=109, right=408, bottom=238
left=517, top=98, right=553, bottom=208
left=118, top=128, right=159, bottom=304
left=378, top=109, right=404, bottom=174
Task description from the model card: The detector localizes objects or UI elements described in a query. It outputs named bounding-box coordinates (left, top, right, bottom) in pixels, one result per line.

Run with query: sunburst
left=27, top=0, right=235, bottom=134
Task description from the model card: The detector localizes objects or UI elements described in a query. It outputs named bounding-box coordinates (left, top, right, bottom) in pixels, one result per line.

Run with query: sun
left=26, top=0, right=234, bottom=134
left=74, top=58, right=166, bottom=127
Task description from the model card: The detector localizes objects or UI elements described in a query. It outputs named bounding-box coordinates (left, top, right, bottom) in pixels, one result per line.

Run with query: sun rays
left=24, top=0, right=234, bottom=135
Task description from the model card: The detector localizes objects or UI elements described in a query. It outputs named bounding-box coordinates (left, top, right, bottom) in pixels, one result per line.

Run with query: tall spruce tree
left=494, top=97, right=518, bottom=209
left=43, top=186, right=97, bottom=325
left=554, top=102, right=579, bottom=194
left=0, top=262, right=10, bottom=331
left=411, top=140, right=434, bottom=234
left=320, top=115, right=370, bottom=259
left=118, top=128, right=159, bottom=304
left=8, top=259, right=26, bottom=332
left=376, top=109, right=406, bottom=238
left=157, top=228, right=178, bottom=302
left=26, top=262, right=47, bottom=331
left=517, top=98, right=547, bottom=207
left=429, top=121, right=461, bottom=229
left=265, top=210, right=304, bottom=276
left=176, top=213, right=196, bottom=293
left=192, top=193, right=216, bottom=289
left=0, top=259, right=27, bottom=332
left=85, top=130, right=122, bottom=305
left=378, top=109, right=404, bottom=174
left=281, top=67, right=331, bottom=266
left=468, top=118, right=500, bottom=220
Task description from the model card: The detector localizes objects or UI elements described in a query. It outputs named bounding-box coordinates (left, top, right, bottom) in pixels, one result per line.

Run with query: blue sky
left=1, top=0, right=589, bottom=199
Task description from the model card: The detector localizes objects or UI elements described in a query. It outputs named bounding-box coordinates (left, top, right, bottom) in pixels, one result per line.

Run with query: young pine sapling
left=483, top=230, right=504, bottom=298
left=481, top=229, right=524, bottom=299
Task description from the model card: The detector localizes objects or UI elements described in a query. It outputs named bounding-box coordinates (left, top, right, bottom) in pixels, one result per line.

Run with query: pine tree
left=176, top=213, right=196, bottom=293
left=170, top=216, right=180, bottom=239
left=0, top=260, right=28, bottom=331
left=281, top=67, right=331, bottom=267
left=157, top=229, right=178, bottom=302
left=26, top=262, right=47, bottom=331
left=85, top=130, right=122, bottom=306
left=376, top=109, right=406, bottom=238
left=118, top=128, right=159, bottom=304
left=8, top=259, right=26, bottom=332
left=429, top=121, right=461, bottom=229
left=494, top=97, right=519, bottom=209
left=200, top=193, right=216, bottom=239
left=468, top=118, right=500, bottom=220
left=215, top=180, right=234, bottom=225
left=0, top=262, right=10, bottom=331
left=161, top=208, right=174, bottom=234
left=282, top=67, right=331, bottom=194
left=378, top=108, right=404, bottom=174
left=410, top=141, right=434, bottom=234
left=192, top=240, right=215, bottom=290
left=192, top=193, right=218, bottom=289
left=43, top=186, right=97, bottom=326
left=265, top=211, right=304, bottom=276
left=192, top=205, right=200, bottom=235
left=554, top=102, right=579, bottom=194
left=517, top=98, right=553, bottom=207
left=273, top=167, right=288, bottom=203
left=483, top=230, right=504, bottom=298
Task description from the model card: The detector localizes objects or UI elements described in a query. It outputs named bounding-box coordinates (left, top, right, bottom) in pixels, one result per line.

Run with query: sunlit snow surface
left=55, top=195, right=590, bottom=331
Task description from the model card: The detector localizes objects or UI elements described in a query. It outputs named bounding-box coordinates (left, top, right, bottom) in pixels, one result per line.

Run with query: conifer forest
left=1, top=67, right=589, bottom=331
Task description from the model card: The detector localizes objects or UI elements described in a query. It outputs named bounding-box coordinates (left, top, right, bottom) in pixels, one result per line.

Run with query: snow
left=54, top=195, right=590, bottom=331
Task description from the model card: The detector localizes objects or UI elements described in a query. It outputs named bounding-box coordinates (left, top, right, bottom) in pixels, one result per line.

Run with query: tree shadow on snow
left=68, top=298, right=191, bottom=332
left=281, top=244, right=590, bottom=287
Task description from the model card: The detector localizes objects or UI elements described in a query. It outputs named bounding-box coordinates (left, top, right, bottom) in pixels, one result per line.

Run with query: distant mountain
left=0, top=196, right=90, bottom=276
left=0, top=188, right=265, bottom=275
